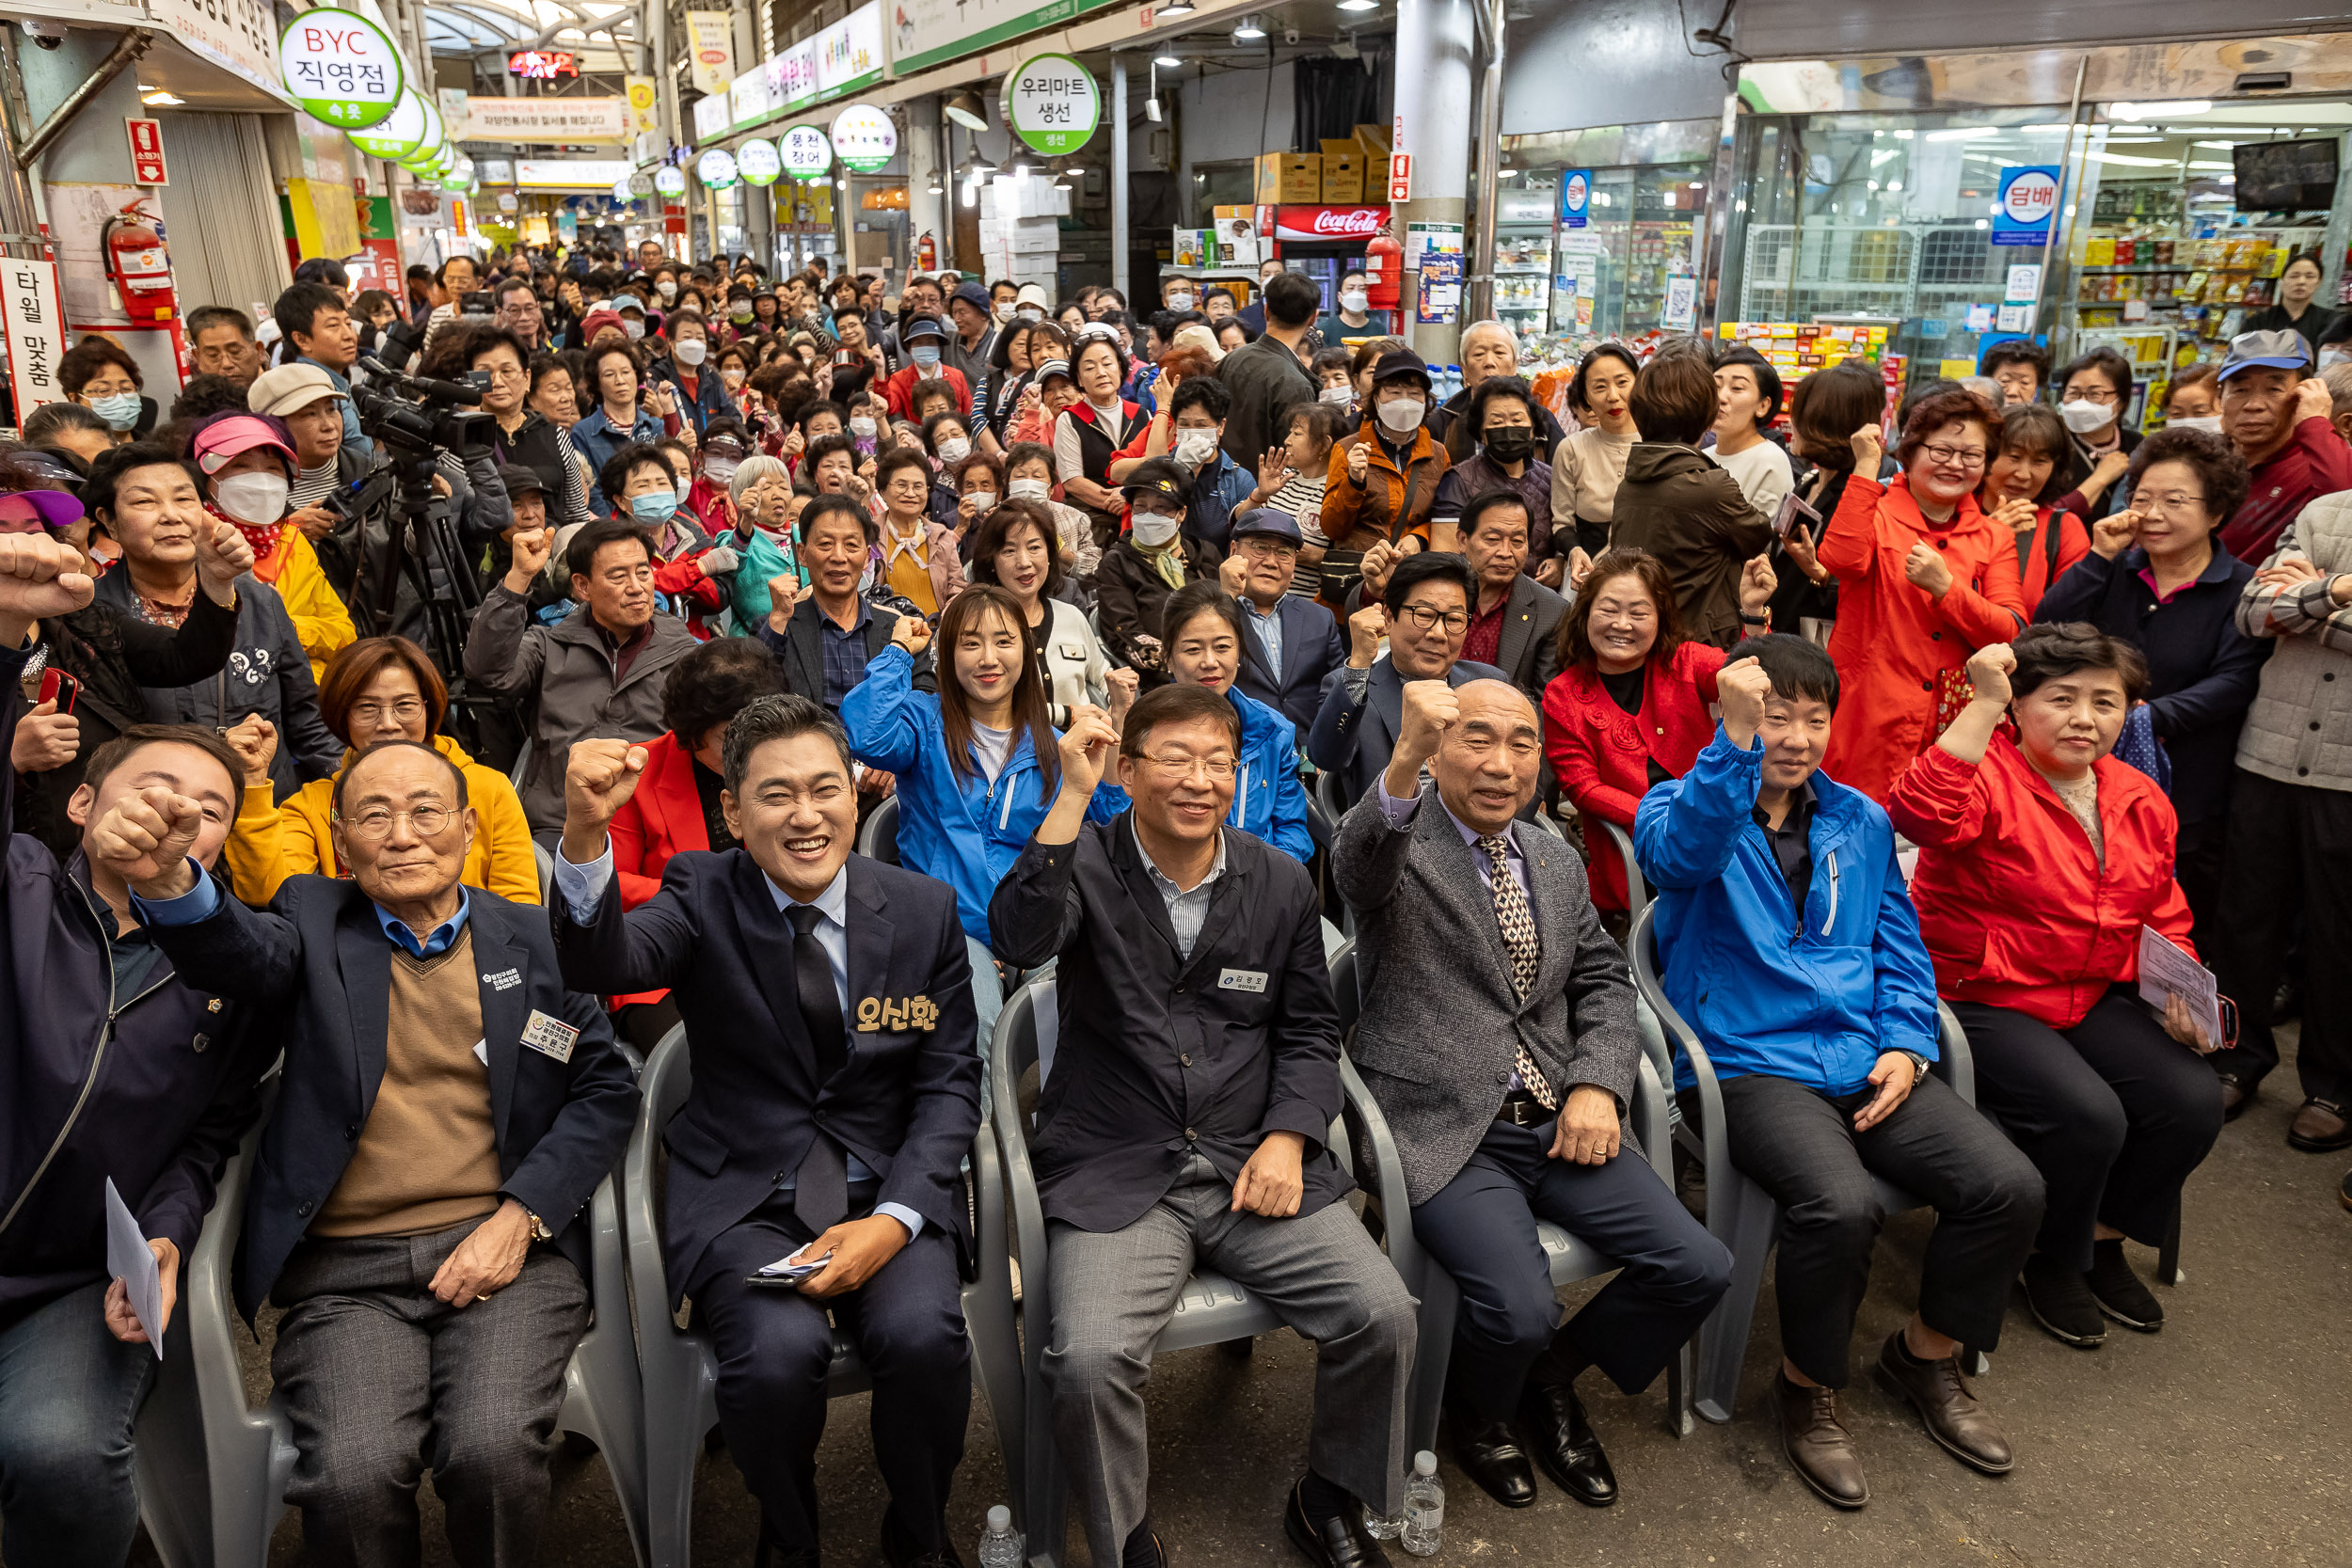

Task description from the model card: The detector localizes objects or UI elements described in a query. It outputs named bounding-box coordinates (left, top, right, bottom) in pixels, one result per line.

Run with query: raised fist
left=889, top=615, right=932, bottom=656
left=561, top=737, right=646, bottom=863
left=1965, top=641, right=2016, bottom=707
left=1346, top=602, right=1387, bottom=667
left=88, top=784, right=207, bottom=895
left=1394, top=679, right=1460, bottom=772
left=0, top=531, right=94, bottom=626
left=1717, top=656, right=1775, bottom=744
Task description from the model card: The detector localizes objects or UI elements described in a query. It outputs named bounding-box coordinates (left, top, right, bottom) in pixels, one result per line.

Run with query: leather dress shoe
left=1518, top=1380, right=1617, bottom=1506
left=1775, top=1372, right=1867, bottom=1509
left=1283, top=1478, right=1391, bottom=1568
left=2288, top=1098, right=2352, bottom=1152
left=753, top=1522, right=819, bottom=1568
left=2339, top=1167, right=2352, bottom=1214
left=882, top=1510, right=966, bottom=1568
left=2216, top=1071, right=2252, bottom=1121
left=1446, top=1409, right=1537, bottom=1508
left=1872, top=1332, right=2014, bottom=1475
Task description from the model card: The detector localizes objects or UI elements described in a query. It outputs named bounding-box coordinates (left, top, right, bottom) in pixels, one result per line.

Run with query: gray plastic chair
left=534, top=839, right=557, bottom=906
left=1627, top=903, right=1982, bottom=1427
left=176, top=1106, right=650, bottom=1566
left=625, top=1022, right=1022, bottom=1568
left=855, top=793, right=901, bottom=864
left=1596, top=817, right=1650, bottom=915
left=1315, top=764, right=1352, bottom=823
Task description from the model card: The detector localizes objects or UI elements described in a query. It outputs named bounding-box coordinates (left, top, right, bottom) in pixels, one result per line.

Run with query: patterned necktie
left=1478, top=832, right=1555, bottom=1110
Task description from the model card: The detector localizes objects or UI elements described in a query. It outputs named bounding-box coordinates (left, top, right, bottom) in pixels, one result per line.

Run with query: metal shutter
left=156, top=113, right=292, bottom=325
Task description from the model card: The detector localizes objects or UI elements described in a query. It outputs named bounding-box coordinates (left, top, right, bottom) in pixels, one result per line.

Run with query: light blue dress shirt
left=134, top=862, right=474, bottom=955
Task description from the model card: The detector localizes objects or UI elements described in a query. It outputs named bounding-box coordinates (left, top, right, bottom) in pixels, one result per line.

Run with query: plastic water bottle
left=1363, top=1494, right=1404, bottom=1540
left=977, top=1504, right=1024, bottom=1568
left=1400, top=1450, right=1443, bottom=1557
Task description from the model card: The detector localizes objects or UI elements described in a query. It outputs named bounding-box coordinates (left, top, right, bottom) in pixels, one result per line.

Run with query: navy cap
left=1370, top=346, right=1432, bottom=388
left=951, top=281, right=992, bottom=314
left=901, top=313, right=950, bottom=344
left=1119, top=455, right=1194, bottom=504
left=1229, top=507, right=1302, bottom=546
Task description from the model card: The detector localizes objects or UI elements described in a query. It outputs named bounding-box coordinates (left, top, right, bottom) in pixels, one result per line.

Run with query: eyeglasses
left=336, top=803, right=456, bottom=840
left=1397, top=604, right=1471, bottom=633
left=2064, top=386, right=2122, bottom=405
left=348, top=697, right=427, bottom=726
left=2137, top=490, right=2208, bottom=516
left=1139, top=752, right=1238, bottom=780
left=1919, top=444, right=1987, bottom=472
left=1238, top=537, right=1297, bottom=558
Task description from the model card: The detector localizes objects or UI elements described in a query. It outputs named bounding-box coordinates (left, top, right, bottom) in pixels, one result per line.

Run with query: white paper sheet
left=2137, top=924, right=2222, bottom=1050
left=104, top=1177, right=164, bottom=1359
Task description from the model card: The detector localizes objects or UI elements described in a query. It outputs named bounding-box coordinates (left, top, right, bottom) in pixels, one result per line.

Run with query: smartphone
left=746, top=1249, right=834, bottom=1288
left=37, top=667, right=78, bottom=714
left=2217, top=995, right=2240, bottom=1050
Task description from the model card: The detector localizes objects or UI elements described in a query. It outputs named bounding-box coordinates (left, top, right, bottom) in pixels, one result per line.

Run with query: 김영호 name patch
left=520, top=1009, right=580, bottom=1063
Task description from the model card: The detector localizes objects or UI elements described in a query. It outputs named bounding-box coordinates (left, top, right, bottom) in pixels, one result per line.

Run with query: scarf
left=1133, top=534, right=1188, bottom=592
left=208, top=503, right=289, bottom=586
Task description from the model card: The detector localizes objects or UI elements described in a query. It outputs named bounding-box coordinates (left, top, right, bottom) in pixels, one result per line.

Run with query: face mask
left=2168, top=414, right=2223, bottom=434
left=1339, top=289, right=1370, bottom=313
left=1483, top=427, right=1536, bottom=465
left=1174, top=429, right=1220, bottom=468
left=622, top=318, right=645, bottom=341
left=1320, top=384, right=1356, bottom=408
left=1375, top=395, right=1424, bottom=436
left=91, top=391, right=142, bottom=431
left=2321, top=346, right=2352, bottom=370
left=937, top=436, right=971, bottom=465
left=912, top=345, right=942, bottom=370
left=965, top=489, right=998, bottom=510
left=675, top=339, right=707, bottom=366
left=723, top=367, right=747, bottom=387
left=215, top=470, right=289, bottom=525
left=1130, top=512, right=1181, bottom=547
left=657, top=280, right=677, bottom=300
left=731, top=305, right=755, bottom=324
left=2058, top=398, right=2112, bottom=435
left=1017, top=306, right=1044, bottom=323
left=1167, top=293, right=1196, bottom=312
left=629, top=490, right=678, bottom=524
left=705, top=458, right=739, bottom=485
left=1009, top=477, right=1052, bottom=501
left=993, top=303, right=1017, bottom=323
left=850, top=416, right=879, bottom=439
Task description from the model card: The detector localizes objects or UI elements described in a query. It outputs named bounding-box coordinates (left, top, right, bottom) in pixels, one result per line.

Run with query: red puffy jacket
left=1885, top=731, right=2193, bottom=1030
left=606, top=730, right=709, bottom=1007
left=1541, top=640, right=1726, bottom=911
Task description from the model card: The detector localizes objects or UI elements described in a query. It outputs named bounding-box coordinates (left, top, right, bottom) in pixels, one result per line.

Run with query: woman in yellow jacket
left=188, top=409, right=356, bottom=681
left=221, top=635, right=541, bottom=905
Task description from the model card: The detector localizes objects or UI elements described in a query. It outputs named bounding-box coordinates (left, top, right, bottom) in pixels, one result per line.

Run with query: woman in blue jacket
left=842, top=583, right=1122, bottom=1040
left=1153, top=580, right=1315, bottom=863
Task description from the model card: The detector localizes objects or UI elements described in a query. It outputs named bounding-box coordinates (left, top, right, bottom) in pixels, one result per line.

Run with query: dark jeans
left=2210, top=768, right=2352, bottom=1102
left=1409, top=1118, right=1732, bottom=1424
left=2177, top=814, right=2225, bottom=957
left=1719, top=1071, right=2043, bottom=1388
left=689, top=1191, right=970, bottom=1556
left=0, top=1281, right=156, bottom=1568
left=1951, top=990, right=2221, bottom=1272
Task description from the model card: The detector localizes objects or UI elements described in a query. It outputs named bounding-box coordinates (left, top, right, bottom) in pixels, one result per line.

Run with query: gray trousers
left=270, top=1216, right=590, bottom=1568
left=1044, top=1155, right=1416, bottom=1563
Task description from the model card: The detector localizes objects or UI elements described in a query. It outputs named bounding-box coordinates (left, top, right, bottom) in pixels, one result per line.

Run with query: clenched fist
left=1346, top=602, right=1388, bottom=669
left=89, top=784, right=208, bottom=898
left=561, top=737, right=646, bottom=865
left=1345, top=441, right=1370, bottom=486
left=1902, top=541, right=1953, bottom=600
left=9, top=697, right=79, bottom=773
left=888, top=615, right=932, bottom=656
left=0, top=532, right=94, bottom=640
left=1717, top=656, right=1776, bottom=749
left=222, top=714, right=278, bottom=785
left=194, top=517, right=255, bottom=601
left=1964, top=641, right=2016, bottom=707
left=504, top=525, right=554, bottom=594
left=2090, top=508, right=2139, bottom=561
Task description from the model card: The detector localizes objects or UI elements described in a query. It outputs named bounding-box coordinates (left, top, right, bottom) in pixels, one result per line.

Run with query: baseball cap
left=0, top=483, right=86, bottom=529
left=246, top=362, right=344, bottom=419
left=189, top=412, right=296, bottom=477
left=2218, top=328, right=2313, bottom=381
left=1119, top=456, right=1194, bottom=505
left=1032, top=357, right=1073, bottom=384
left=613, top=295, right=647, bottom=316
left=1229, top=507, right=1301, bottom=546
left=902, top=314, right=950, bottom=345
left=495, top=463, right=549, bottom=499
left=1015, top=282, right=1051, bottom=311
left=1369, top=347, right=1433, bottom=389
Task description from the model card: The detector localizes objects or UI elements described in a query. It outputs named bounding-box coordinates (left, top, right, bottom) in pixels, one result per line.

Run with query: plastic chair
left=992, top=966, right=1406, bottom=1567
left=510, top=736, right=533, bottom=790
left=625, top=1023, right=1022, bottom=1568
left=1596, top=818, right=1650, bottom=916
left=534, top=839, right=557, bottom=907
left=855, top=793, right=901, bottom=865
left=177, top=1103, right=650, bottom=1566
left=1315, top=764, right=1351, bottom=824
left=1627, top=904, right=1981, bottom=1427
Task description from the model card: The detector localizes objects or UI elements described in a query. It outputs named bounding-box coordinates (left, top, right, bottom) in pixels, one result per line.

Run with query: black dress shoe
left=2019, top=1253, right=2105, bottom=1348
left=2216, top=1071, right=2252, bottom=1121
left=881, top=1510, right=965, bottom=1568
left=2085, top=1240, right=2162, bottom=1331
left=753, top=1521, right=819, bottom=1568
left=1518, top=1380, right=1617, bottom=1507
left=1283, top=1478, right=1391, bottom=1568
left=1445, top=1409, right=1537, bottom=1508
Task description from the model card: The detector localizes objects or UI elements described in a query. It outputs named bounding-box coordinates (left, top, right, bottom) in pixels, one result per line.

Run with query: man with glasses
left=2215, top=329, right=2352, bottom=564
left=989, top=685, right=1417, bottom=1568
left=1222, top=509, right=1346, bottom=730
left=119, top=735, right=638, bottom=1565
left=1309, top=550, right=1507, bottom=806
left=493, top=276, right=551, bottom=352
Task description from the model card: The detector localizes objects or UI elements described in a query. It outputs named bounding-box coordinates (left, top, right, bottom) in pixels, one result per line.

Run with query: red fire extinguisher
left=103, top=200, right=178, bottom=325
left=916, top=230, right=937, bottom=273
left=1364, top=224, right=1402, bottom=313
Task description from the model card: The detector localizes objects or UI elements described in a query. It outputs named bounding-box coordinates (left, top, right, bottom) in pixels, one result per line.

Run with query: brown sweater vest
left=312, top=927, right=503, bottom=1239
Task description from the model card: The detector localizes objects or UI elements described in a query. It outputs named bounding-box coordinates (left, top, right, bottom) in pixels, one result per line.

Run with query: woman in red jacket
left=604, top=636, right=784, bottom=1042
left=1887, top=626, right=2221, bottom=1352
left=1540, top=546, right=1774, bottom=914
left=1818, top=387, right=2027, bottom=801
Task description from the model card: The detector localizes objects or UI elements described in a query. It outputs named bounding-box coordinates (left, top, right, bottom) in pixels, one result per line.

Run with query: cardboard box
left=1172, top=228, right=1206, bottom=268
left=1322, top=152, right=1363, bottom=203
left=1353, top=122, right=1391, bottom=186
left=1254, top=151, right=1321, bottom=204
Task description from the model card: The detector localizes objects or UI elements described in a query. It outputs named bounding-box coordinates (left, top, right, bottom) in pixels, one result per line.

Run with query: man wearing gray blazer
left=1307, top=552, right=1506, bottom=807
left=1334, top=675, right=1730, bottom=1513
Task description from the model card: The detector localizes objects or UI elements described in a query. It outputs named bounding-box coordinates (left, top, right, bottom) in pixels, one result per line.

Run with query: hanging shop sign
left=731, top=69, right=775, bottom=128
left=692, top=94, right=733, bottom=142
left=1270, top=205, right=1386, bottom=243
left=278, top=7, right=405, bottom=130
left=697, top=148, right=739, bottom=189
left=1992, top=165, right=2062, bottom=247
left=1002, top=53, right=1098, bottom=157
left=768, top=43, right=818, bottom=112
left=628, top=170, right=657, bottom=196
left=349, top=87, right=429, bottom=159
left=685, top=9, right=736, bottom=96
left=0, top=258, right=67, bottom=418
left=507, top=49, right=576, bottom=78
left=889, top=0, right=1120, bottom=76
left=816, top=4, right=883, bottom=98
left=626, top=76, right=660, bottom=135
left=461, top=96, right=630, bottom=143
left=737, top=138, right=782, bottom=186
left=830, top=103, right=897, bottom=174
left=654, top=165, right=689, bottom=197
left=516, top=159, right=634, bottom=189
left=780, top=125, right=833, bottom=182
left=1559, top=168, right=1591, bottom=229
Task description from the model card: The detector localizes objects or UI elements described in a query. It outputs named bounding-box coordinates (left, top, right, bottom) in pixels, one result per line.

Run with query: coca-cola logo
left=1277, top=206, right=1386, bottom=239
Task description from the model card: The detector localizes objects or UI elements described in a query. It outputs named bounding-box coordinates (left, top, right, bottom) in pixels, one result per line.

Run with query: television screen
left=2233, top=138, right=2339, bottom=212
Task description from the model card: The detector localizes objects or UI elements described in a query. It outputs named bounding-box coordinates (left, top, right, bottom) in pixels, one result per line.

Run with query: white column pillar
left=1391, top=0, right=1474, bottom=364
left=1110, top=57, right=1129, bottom=302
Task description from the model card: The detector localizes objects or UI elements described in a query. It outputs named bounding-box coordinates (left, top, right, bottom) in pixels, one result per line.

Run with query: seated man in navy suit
left=1308, top=550, right=1506, bottom=806
left=1220, top=507, right=1347, bottom=731
left=549, top=694, right=981, bottom=1568
left=111, top=737, right=639, bottom=1567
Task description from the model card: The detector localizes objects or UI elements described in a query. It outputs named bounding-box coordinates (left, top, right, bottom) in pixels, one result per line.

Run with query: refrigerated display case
left=1494, top=173, right=1557, bottom=339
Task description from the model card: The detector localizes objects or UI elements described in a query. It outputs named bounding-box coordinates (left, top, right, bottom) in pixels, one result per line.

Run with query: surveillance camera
left=1283, top=25, right=1299, bottom=43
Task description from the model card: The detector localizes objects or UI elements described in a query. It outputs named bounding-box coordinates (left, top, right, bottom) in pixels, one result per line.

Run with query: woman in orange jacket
left=1817, top=386, right=2026, bottom=800
left=1888, top=627, right=2221, bottom=1350
left=1319, top=347, right=1451, bottom=613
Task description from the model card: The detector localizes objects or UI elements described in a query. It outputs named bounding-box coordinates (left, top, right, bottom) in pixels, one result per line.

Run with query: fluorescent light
left=2087, top=150, right=2176, bottom=167
left=2112, top=99, right=2211, bottom=119
left=1155, top=0, right=1195, bottom=12
left=1338, top=0, right=1380, bottom=9
left=1925, top=126, right=2001, bottom=142
left=140, top=89, right=184, bottom=105
left=2020, top=123, right=2073, bottom=134
left=1153, top=52, right=1182, bottom=67
left=2194, top=140, right=2239, bottom=150
left=2186, top=160, right=2233, bottom=170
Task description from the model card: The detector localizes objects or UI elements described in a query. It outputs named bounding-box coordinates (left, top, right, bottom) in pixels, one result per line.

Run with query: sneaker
left=2084, top=1240, right=2162, bottom=1331
left=2019, top=1253, right=2106, bottom=1347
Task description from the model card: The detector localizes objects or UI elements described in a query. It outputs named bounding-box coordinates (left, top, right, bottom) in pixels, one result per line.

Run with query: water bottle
left=1400, top=1449, right=1443, bottom=1557
left=1363, top=1495, right=1404, bottom=1541
left=977, top=1504, right=1024, bottom=1568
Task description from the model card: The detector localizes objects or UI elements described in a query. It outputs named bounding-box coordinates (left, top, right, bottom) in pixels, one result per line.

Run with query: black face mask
left=1483, top=427, right=1537, bottom=465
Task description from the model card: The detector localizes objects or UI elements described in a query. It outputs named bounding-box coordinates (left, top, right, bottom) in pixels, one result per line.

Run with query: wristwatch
left=527, top=1211, right=554, bottom=1243
left=1903, top=1052, right=1932, bottom=1085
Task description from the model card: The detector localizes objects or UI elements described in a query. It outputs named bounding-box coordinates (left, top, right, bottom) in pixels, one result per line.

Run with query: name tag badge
left=519, top=1009, right=580, bottom=1064
left=1218, top=968, right=1268, bottom=994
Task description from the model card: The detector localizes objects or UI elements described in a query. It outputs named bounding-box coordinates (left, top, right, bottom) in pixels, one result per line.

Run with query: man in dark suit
left=1220, top=508, right=1347, bottom=731
left=1335, top=676, right=1730, bottom=1511
left=1308, top=550, right=1506, bottom=806
left=755, top=493, right=935, bottom=710
left=109, top=738, right=639, bottom=1566
left=990, top=685, right=1415, bottom=1568
left=549, top=695, right=980, bottom=1568
left=1454, top=491, right=1568, bottom=705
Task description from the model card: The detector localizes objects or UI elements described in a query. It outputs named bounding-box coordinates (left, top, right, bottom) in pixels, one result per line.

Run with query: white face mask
left=705, top=457, right=740, bottom=484
left=1016, top=306, right=1044, bottom=323
left=2168, top=414, right=2223, bottom=434
left=1166, top=292, right=1196, bottom=311
left=1174, top=428, right=1220, bottom=468
left=2058, top=398, right=2113, bottom=435
left=1320, top=385, right=1355, bottom=407
left=1009, top=476, right=1052, bottom=501
left=993, top=302, right=1017, bottom=323
left=850, top=416, right=879, bottom=439
left=1339, top=289, right=1370, bottom=313
left=1130, top=512, right=1182, bottom=547
left=622, top=318, right=645, bottom=341
left=657, top=280, right=677, bottom=300
left=674, top=338, right=707, bottom=366
left=937, top=436, right=971, bottom=464
left=1375, top=395, right=1424, bottom=436
left=214, top=470, right=289, bottom=525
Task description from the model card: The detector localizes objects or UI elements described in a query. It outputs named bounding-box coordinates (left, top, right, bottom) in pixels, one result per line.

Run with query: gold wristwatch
left=527, top=1211, right=554, bottom=1243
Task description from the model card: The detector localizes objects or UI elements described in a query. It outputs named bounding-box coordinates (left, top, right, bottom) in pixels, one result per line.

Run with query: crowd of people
left=0, top=233, right=2347, bottom=1568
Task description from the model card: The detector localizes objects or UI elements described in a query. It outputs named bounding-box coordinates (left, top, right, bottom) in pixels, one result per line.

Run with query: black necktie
left=788, top=903, right=849, bottom=1232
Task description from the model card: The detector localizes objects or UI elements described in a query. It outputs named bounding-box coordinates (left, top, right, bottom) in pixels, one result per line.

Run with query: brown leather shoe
left=1776, top=1372, right=1867, bottom=1509
left=2216, top=1071, right=2251, bottom=1121
left=1872, top=1332, right=2014, bottom=1476
left=2288, top=1099, right=2352, bottom=1152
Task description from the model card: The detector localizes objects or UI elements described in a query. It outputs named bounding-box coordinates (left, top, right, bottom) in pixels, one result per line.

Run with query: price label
left=278, top=7, right=405, bottom=131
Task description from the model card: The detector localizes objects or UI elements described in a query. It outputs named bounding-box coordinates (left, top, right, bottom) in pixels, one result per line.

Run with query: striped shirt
left=289, top=461, right=338, bottom=512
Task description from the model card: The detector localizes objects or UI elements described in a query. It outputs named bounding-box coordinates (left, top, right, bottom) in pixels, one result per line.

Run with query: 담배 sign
left=1560, top=168, right=1591, bottom=229
left=780, top=125, right=832, bottom=182
left=1991, top=165, right=2061, bottom=246
left=829, top=103, right=897, bottom=174
left=1003, top=53, right=1099, bottom=156
left=0, top=258, right=67, bottom=417
left=278, top=7, right=405, bottom=130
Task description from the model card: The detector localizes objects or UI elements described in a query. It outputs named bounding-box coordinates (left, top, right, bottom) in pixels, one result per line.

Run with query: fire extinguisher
left=1364, top=225, right=1402, bottom=313
left=916, top=230, right=937, bottom=273
left=103, top=201, right=178, bottom=326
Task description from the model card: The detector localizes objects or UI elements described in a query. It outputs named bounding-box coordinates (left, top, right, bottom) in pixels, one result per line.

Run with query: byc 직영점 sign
left=278, top=7, right=405, bottom=130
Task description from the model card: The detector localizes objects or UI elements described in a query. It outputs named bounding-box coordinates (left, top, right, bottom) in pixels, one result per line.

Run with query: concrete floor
left=154, top=1026, right=2349, bottom=1568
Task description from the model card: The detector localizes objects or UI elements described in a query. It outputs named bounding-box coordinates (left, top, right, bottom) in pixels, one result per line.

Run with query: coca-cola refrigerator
left=1270, top=204, right=1398, bottom=333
